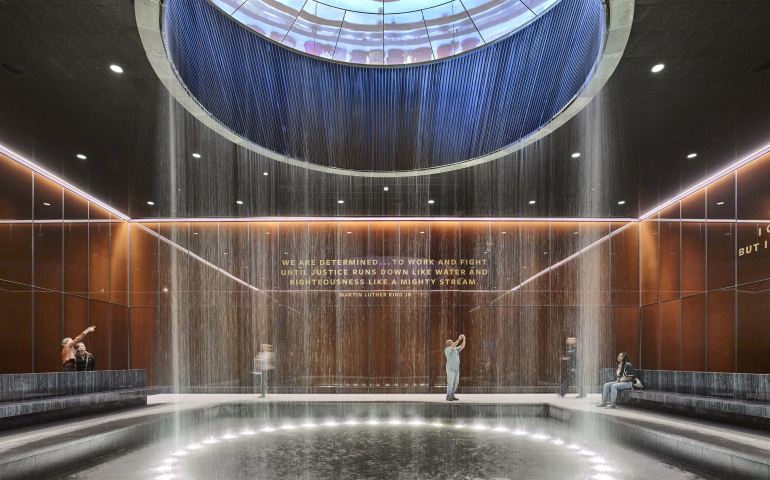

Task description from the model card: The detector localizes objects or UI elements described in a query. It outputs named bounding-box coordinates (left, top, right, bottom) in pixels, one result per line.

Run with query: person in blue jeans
left=598, top=352, right=634, bottom=409
left=445, top=334, right=466, bottom=401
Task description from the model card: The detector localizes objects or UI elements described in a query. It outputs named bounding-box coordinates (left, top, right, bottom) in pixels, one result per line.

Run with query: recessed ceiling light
left=571, top=152, right=581, bottom=158
left=110, top=64, right=123, bottom=73
left=717, top=201, right=724, bottom=205
left=43, top=202, right=50, bottom=206
left=263, top=172, right=268, bottom=176
left=192, top=153, right=201, bottom=158
left=147, top=201, right=154, bottom=205
left=419, top=231, right=425, bottom=234
left=428, top=200, right=435, bottom=204
left=529, top=200, right=536, bottom=204
left=347, top=231, right=352, bottom=234
left=573, top=232, right=579, bottom=235
left=266, top=232, right=270, bottom=235
left=383, top=186, right=389, bottom=191
left=651, top=64, right=665, bottom=72
left=236, top=200, right=243, bottom=205
left=76, top=154, right=87, bottom=160
left=618, top=200, right=626, bottom=205
left=193, top=232, right=198, bottom=235
left=223, top=252, right=228, bottom=255
left=338, top=200, right=344, bottom=204
left=687, top=153, right=697, bottom=159
left=501, top=232, right=506, bottom=234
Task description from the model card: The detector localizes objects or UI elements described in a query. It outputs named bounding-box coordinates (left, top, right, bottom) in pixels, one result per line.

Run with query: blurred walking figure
left=560, top=337, right=585, bottom=398
left=255, top=344, right=275, bottom=398
left=75, top=343, right=95, bottom=371
left=445, top=334, right=466, bottom=401
left=61, top=326, right=96, bottom=372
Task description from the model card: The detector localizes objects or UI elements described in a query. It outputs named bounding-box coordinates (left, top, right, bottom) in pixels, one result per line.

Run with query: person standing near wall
left=61, top=326, right=96, bottom=372
left=256, top=344, right=275, bottom=398
left=559, top=337, right=585, bottom=398
left=75, top=343, right=95, bottom=371
left=445, top=334, right=466, bottom=401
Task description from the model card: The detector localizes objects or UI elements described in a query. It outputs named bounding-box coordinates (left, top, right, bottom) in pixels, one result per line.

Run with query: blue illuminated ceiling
left=163, top=0, right=606, bottom=173
left=209, top=0, right=559, bottom=65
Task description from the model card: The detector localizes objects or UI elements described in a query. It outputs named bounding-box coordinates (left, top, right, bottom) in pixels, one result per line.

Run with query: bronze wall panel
left=249, top=222, right=279, bottom=295
left=219, top=222, right=249, bottom=306
left=187, top=307, right=217, bottom=385
left=129, top=307, right=158, bottom=386
left=88, top=213, right=111, bottom=303
left=276, top=304, right=308, bottom=387
left=681, top=294, right=706, bottom=372
left=399, top=303, right=429, bottom=388
left=659, top=220, right=680, bottom=301
left=707, top=288, right=736, bottom=373
left=338, top=304, right=368, bottom=388
left=737, top=152, right=770, bottom=221
left=33, top=174, right=62, bottom=221
left=88, top=300, right=110, bottom=370
left=520, top=222, right=550, bottom=306
left=640, top=217, right=659, bottom=306
left=707, top=173, right=736, bottom=221
left=737, top=280, right=770, bottom=374
left=429, top=221, right=460, bottom=305
left=737, top=223, right=770, bottom=286
left=640, top=304, right=659, bottom=370
left=519, top=307, right=546, bottom=386
left=551, top=222, right=580, bottom=306
left=110, top=218, right=129, bottom=306
left=706, top=222, right=736, bottom=291
left=219, top=306, right=250, bottom=386
left=33, top=289, right=62, bottom=373
left=460, top=304, right=489, bottom=387
left=659, top=299, right=681, bottom=370
left=429, top=305, right=460, bottom=387
left=399, top=221, right=430, bottom=305
left=308, top=305, right=337, bottom=388
left=63, top=189, right=88, bottom=220
left=159, top=224, right=190, bottom=307
left=0, top=154, right=32, bottom=220
left=370, top=304, right=399, bottom=389
left=0, top=223, right=32, bottom=286
left=110, top=304, right=129, bottom=370
left=580, top=234, right=610, bottom=306
left=460, top=221, right=490, bottom=306
left=34, top=223, right=62, bottom=292
left=188, top=222, right=220, bottom=307
left=681, top=188, right=705, bottom=220
left=63, top=222, right=88, bottom=296
left=0, top=281, right=33, bottom=373
left=681, top=222, right=706, bottom=296
left=63, top=294, right=88, bottom=342
left=610, top=222, right=639, bottom=307
left=490, top=222, right=520, bottom=304
left=611, top=307, right=639, bottom=367
left=550, top=306, right=577, bottom=385
left=490, top=306, right=520, bottom=387
left=130, top=224, right=159, bottom=307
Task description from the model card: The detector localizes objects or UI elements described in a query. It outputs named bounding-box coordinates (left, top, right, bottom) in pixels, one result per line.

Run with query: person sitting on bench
left=598, top=352, right=634, bottom=409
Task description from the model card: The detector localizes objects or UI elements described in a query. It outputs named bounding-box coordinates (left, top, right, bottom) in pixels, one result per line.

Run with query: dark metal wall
left=164, top=0, right=604, bottom=172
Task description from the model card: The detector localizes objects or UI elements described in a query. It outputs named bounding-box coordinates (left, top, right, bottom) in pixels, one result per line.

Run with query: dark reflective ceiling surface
left=0, top=0, right=769, bottom=219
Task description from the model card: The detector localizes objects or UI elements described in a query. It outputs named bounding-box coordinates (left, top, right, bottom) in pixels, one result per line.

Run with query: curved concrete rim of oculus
left=135, top=0, right=633, bottom=177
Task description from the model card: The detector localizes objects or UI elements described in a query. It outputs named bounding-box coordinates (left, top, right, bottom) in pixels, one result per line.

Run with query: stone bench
left=602, top=368, right=770, bottom=430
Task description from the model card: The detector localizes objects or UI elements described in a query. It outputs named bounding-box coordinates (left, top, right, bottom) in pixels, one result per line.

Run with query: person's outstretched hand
left=87, top=326, right=96, bottom=332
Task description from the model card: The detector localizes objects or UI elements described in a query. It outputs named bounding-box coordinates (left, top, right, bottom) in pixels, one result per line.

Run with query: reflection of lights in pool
left=567, top=444, right=582, bottom=450
left=154, top=465, right=175, bottom=473
left=471, top=424, right=489, bottom=430
left=493, top=426, right=508, bottom=432
left=594, top=465, right=615, bottom=472
left=302, top=422, right=318, bottom=428
left=186, top=443, right=204, bottom=450
left=531, top=433, right=550, bottom=440
left=241, top=429, right=256, bottom=435
left=512, top=429, right=528, bottom=436
left=222, top=432, right=237, bottom=440
left=589, top=456, right=607, bottom=464
left=579, top=449, right=596, bottom=456
left=260, top=427, right=276, bottom=432
left=172, top=450, right=188, bottom=457
left=552, top=439, right=565, bottom=446
left=202, top=437, right=219, bottom=444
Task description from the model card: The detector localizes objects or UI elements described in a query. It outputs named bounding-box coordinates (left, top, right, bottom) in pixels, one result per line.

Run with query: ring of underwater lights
left=150, top=419, right=619, bottom=480
left=136, top=0, right=632, bottom=177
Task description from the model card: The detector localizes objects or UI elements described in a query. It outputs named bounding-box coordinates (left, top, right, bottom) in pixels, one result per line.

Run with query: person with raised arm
left=61, top=326, right=96, bottom=372
left=444, top=334, right=466, bottom=401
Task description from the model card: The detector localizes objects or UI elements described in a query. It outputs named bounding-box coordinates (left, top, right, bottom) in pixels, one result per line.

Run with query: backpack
left=632, top=378, right=644, bottom=390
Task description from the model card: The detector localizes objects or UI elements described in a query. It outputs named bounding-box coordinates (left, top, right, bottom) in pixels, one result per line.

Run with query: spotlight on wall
left=236, top=200, right=243, bottom=205
left=109, top=64, right=124, bottom=73
left=571, top=152, right=581, bottom=158
left=43, top=203, right=50, bottom=206
left=420, top=231, right=425, bottom=234
left=529, top=200, right=536, bottom=204
left=428, top=200, right=435, bottom=204
left=338, top=200, right=344, bottom=204
left=618, top=200, right=626, bottom=205
left=717, top=201, right=724, bottom=205
left=383, top=186, right=389, bottom=191
left=651, top=64, right=665, bottom=72
left=501, top=232, right=506, bottom=234
left=347, top=231, right=352, bottom=234
left=147, top=201, right=155, bottom=205
left=687, top=153, right=698, bottom=159
left=263, top=172, right=268, bottom=176
left=76, top=154, right=87, bottom=160
left=192, top=153, right=201, bottom=158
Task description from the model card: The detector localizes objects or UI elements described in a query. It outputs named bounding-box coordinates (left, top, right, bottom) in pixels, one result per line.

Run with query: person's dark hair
left=619, top=352, right=630, bottom=368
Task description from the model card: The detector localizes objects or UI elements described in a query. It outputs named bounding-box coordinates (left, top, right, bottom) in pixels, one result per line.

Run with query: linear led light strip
left=0, top=143, right=130, bottom=221
left=129, top=217, right=639, bottom=223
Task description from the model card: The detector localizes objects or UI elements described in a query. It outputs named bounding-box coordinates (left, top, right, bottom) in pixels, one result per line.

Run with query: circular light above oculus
left=148, top=0, right=630, bottom=174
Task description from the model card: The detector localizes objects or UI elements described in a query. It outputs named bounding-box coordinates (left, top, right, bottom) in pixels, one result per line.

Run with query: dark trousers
left=63, top=364, right=77, bottom=372
left=561, top=370, right=585, bottom=396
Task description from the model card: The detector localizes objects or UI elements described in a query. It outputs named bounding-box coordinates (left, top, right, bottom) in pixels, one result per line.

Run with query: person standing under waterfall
left=61, top=326, right=96, bottom=372
left=445, top=334, right=466, bottom=401
left=255, top=344, right=275, bottom=398
left=559, top=337, right=585, bottom=398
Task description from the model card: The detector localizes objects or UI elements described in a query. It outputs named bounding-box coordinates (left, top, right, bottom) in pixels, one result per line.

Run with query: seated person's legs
left=600, top=381, right=614, bottom=405
left=610, top=381, right=632, bottom=404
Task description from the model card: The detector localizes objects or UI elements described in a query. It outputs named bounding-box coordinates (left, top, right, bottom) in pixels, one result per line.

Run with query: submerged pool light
left=512, top=429, right=528, bottom=436
left=186, top=443, right=203, bottom=450
left=301, top=422, right=318, bottom=428
left=222, top=431, right=237, bottom=440
left=531, top=433, right=550, bottom=440
left=260, top=426, right=276, bottom=432
left=240, top=428, right=256, bottom=435
left=493, top=426, right=509, bottom=433
left=366, top=419, right=380, bottom=425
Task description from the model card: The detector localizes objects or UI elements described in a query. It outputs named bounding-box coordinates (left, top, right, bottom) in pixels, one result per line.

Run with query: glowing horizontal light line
left=0, top=143, right=130, bottom=221
left=129, top=217, right=638, bottom=223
